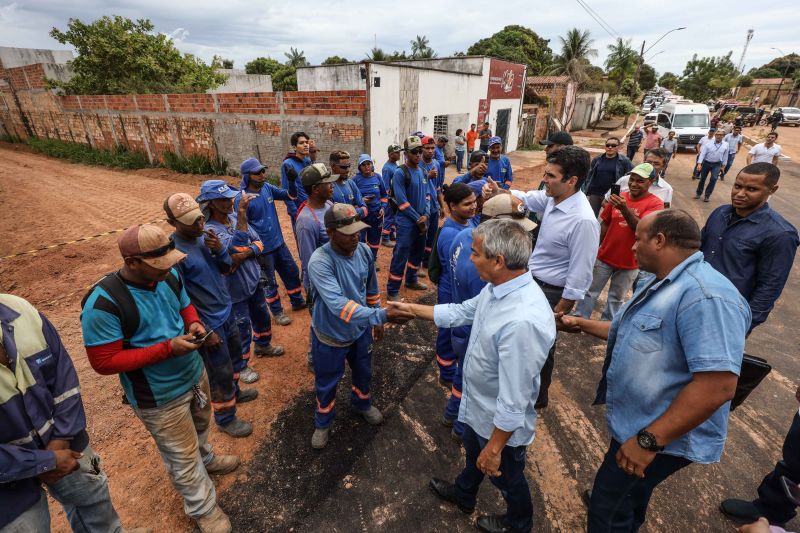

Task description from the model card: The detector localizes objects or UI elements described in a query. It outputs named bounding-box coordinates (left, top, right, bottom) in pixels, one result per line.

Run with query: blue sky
left=1, top=0, right=795, bottom=77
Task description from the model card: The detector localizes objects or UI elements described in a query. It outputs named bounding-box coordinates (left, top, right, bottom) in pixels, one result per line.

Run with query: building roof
left=751, top=78, right=785, bottom=85
left=526, top=75, right=570, bottom=86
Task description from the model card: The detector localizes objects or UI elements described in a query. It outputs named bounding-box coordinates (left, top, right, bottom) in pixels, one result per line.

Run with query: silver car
left=780, top=107, right=800, bottom=126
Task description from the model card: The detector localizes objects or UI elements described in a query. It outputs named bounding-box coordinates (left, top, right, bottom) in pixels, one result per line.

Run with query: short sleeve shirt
left=598, top=192, right=664, bottom=269
left=749, top=143, right=782, bottom=164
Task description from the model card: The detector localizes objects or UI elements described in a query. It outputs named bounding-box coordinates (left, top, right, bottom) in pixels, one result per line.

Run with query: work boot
left=195, top=505, right=231, bottom=533
left=476, top=514, right=523, bottom=533
left=254, top=344, right=285, bottom=357
left=719, top=499, right=766, bottom=523
left=387, top=293, right=400, bottom=302
left=236, top=388, right=259, bottom=403
left=292, top=300, right=308, bottom=311
left=405, top=281, right=428, bottom=291
left=273, top=311, right=292, bottom=326
left=238, top=366, right=259, bottom=384
left=354, top=405, right=383, bottom=425
left=219, top=418, right=252, bottom=438
left=429, top=478, right=474, bottom=514
left=311, top=427, right=330, bottom=449
left=381, top=240, right=395, bottom=248
left=441, top=415, right=454, bottom=428
left=205, top=454, right=240, bottom=475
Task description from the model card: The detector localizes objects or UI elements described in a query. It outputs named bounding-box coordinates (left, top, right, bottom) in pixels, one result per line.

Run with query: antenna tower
left=737, top=29, right=754, bottom=73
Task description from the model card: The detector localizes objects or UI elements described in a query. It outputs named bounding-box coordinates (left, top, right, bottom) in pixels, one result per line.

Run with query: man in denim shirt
left=560, top=209, right=750, bottom=532
left=390, top=219, right=555, bottom=533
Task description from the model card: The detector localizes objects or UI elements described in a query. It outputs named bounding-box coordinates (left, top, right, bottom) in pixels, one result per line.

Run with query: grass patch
left=28, top=137, right=151, bottom=169
left=162, top=151, right=228, bottom=175
left=520, top=142, right=545, bottom=151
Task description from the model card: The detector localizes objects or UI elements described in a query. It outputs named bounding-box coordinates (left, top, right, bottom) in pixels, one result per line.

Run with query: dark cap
left=403, top=136, right=423, bottom=151
left=324, top=203, right=370, bottom=235
left=387, top=143, right=402, bottom=153
left=469, top=150, right=487, bottom=163
left=300, top=163, right=336, bottom=187
left=539, top=131, right=574, bottom=146
left=438, top=136, right=448, bottom=143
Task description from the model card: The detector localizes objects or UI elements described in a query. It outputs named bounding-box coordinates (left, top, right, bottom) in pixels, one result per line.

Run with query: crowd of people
left=1, top=122, right=798, bottom=533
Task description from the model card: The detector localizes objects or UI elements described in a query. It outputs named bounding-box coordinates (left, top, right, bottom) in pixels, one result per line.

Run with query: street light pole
left=633, top=27, right=686, bottom=99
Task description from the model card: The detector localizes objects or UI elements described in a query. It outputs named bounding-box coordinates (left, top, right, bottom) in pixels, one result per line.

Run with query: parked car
left=779, top=107, right=800, bottom=127
left=655, top=103, right=711, bottom=151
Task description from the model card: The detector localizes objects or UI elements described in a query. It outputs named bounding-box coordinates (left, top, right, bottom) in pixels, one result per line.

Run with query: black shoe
left=534, top=397, right=548, bottom=410
left=428, top=478, right=474, bottom=514
left=476, top=514, right=525, bottom=533
left=292, top=301, right=308, bottom=311
left=441, top=415, right=454, bottom=428
left=719, top=499, right=766, bottom=523
left=236, top=388, right=259, bottom=403
left=582, top=489, right=592, bottom=508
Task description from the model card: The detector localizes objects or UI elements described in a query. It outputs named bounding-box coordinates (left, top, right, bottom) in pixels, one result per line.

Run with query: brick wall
left=0, top=64, right=367, bottom=171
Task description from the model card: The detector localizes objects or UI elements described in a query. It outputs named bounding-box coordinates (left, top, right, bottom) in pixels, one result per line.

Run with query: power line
left=573, top=0, right=620, bottom=40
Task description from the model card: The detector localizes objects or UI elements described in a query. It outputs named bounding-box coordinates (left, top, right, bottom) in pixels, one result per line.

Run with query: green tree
left=221, top=58, right=234, bottom=69
left=604, top=38, right=638, bottom=89
left=366, top=47, right=388, bottom=61
left=387, top=50, right=409, bottom=61
left=284, top=47, right=309, bottom=68
left=658, top=71, right=679, bottom=89
left=245, top=56, right=283, bottom=75
left=467, top=25, right=553, bottom=75
left=272, top=65, right=297, bottom=91
left=410, top=35, right=436, bottom=59
left=583, top=65, right=612, bottom=92
left=604, top=94, right=636, bottom=126
left=761, top=53, right=799, bottom=79
left=737, top=75, right=753, bottom=87
left=748, top=67, right=783, bottom=79
left=678, top=52, right=738, bottom=101
left=620, top=78, right=640, bottom=99
left=548, top=28, right=597, bottom=86
left=322, top=55, right=350, bottom=65
left=48, top=16, right=226, bottom=94
left=639, top=64, right=657, bottom=90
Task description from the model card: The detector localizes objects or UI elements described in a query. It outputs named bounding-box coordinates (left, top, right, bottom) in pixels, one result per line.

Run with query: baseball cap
left=240, top=157, right=267, bottom=175
left=323, top=203, right=370, bottom=235
left=438, top=136, right=448, bottom=143
left=488, top=136, right=502, bottom=147
left=539, top=131, right=574, bottom=146
left=357, top=154, right=373, bottom=167
left=117, top=223, right=186, bottom=270
left=482, top=195, right=537, bottom=231
left=627, top=163, right=656, bottom=180
left=412, top=130, right=424, bottom=138
left=421, top=135, right=435, bottom=146
left=301, top=163, right=336, bottom=187
left=469, top=150, right=487, bottom=163
left=403, top=136, right=423, bottom=151
left=387, top=144, right=402, bottom=154
left=164, top=193, right=203, bottom=225
left=196, top=180, right=239, bottom=202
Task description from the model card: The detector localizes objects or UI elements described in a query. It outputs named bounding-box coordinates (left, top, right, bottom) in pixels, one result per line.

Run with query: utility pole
left=631, top=40, right=645, bottom=101
left=737, top=30, right=754, bottom=74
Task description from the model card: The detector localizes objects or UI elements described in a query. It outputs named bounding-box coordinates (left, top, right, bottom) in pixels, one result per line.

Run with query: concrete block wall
left=0, top=63, right=367, bottom=172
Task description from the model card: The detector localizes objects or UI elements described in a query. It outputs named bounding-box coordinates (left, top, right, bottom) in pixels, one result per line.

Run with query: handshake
left=384, top=301, right=417, bottom=324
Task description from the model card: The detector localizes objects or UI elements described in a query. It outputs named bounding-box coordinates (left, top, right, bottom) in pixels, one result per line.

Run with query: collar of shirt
left=551, top=190, right=585, bottom=214
left=489, top=271, right=533, bottom=299
left=720, top=202, right=770, bottom=224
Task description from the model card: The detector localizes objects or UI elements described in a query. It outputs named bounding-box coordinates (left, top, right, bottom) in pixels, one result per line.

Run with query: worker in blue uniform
left=381, top=144, right=402, bottom=247
left=306, top=203, right=415, bottom=448
left=435, top=136, right=451, bottom=168
left=453, top=150, right=489, bottom=184
left=329, top=150, right=369, bottom=219
left=281, top=131, right=312, bottom=226
left=386, top=136, right=431, bottom=300
left=485, top=136, right=513, bottom=189
left=352, top=154, right=388, bottom=261
left=420, top=136, right=445, bottom=272
left=238, top=157, right=306, bottom=328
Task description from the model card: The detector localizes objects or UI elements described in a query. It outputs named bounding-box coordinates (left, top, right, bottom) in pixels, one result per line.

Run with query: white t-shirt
left=749, top=142, right=782, bottom=164
left=606, top=175, right=674, bottom=206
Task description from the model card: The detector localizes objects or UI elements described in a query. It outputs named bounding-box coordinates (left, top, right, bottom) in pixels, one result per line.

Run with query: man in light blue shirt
left=695, top=129, right=729, bottom=202
left=389, top=219, right=555, bottom=533
left=721, top=125, right=744, bottom=179
left=560, top=209, right=750, bottom=532
left=483, top=145, right=599, bottom=409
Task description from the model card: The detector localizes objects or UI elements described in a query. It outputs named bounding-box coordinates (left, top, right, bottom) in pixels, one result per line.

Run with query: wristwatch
left=636, top=429, right=664, bottom=452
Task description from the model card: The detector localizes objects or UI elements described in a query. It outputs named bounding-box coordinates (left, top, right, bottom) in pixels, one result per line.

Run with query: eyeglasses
left=137, top=240, right=176, bottom=258
left=253, top=169, right=266, bottom=175
left=331, top=215, right=357, bottom=228
left=605, top=143, right=619, bottom=148
left=408, top=148, right=423, bottom=155
left=334, top=163, right=352, bottom=169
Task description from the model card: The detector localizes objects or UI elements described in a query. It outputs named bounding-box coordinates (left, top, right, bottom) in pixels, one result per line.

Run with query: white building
left=297, top=56, right=527, bottom=163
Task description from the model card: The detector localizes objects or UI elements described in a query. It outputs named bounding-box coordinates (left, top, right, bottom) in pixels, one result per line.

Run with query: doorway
left=496, top=108, right=511, bottom=152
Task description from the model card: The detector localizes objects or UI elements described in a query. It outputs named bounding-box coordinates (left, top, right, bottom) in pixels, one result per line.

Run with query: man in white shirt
left=692, top=129, right=716, bottom=179
left=483, top=145, right=599, bottom=409
left=721, top=126, right=744, bottom=180
left=748, top=132, right=782, bottom=166
left=606, top=148, right=673, bottom=208
left=695, top=130, right=729, bottom=202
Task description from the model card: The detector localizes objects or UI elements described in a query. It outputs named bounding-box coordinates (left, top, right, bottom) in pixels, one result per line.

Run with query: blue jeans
left=753, top=412, right=800, bottom=524
left=575, top=260, right=639, bottom=321
left=588, top=439, right=691, bottom=532
left=696, top=161, right=722, bottom=199
left=2, top=446, right=123, bottom=533
left=723, top=152, right=736, bottom=177
left=387, top=220, right=426, bottom=295
left=455, top=150, right=465, bottom=172
left=198, top=315, right=242, bottom=426
left=454, top=425, right=533, bottom=532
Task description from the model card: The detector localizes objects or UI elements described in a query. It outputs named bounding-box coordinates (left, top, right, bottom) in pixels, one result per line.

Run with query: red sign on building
left=477, top=99, right=490, bottom=125
left=487, top=59, right=525, bottom=100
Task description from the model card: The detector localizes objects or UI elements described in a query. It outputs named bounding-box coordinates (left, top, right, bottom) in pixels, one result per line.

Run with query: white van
left=655, top=103, right=710, bottom=151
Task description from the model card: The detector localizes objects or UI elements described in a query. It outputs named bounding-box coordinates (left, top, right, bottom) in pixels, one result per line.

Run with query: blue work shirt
left=701, top=203, right=799, bottom=330
left=332, top=179, right=369, bottom=219
left=172, top=233, right=232, bottom=330
left=381, top=160, right=398, bottom=192
left=352, top=172, right=388, bottom=213
left=419, top=159, right=444, bottom=213
left=204, top=215, right=264, bottom=304
left=308, top=243, right=386, bottom=344
left=434, top=146, right=446, bottom=166
left=238, top=175, right=298, bottom=253
left=434, top=272, right=555, bottom=446
left=392, top=164, right=430, bottom=224
left=595, top=252, right=751, bottom=464
left=281, top=156, right=310, bottom=218
left=453, top=171, right=482, bottom=184
left=448, top=227, right=486, bottom=358
left=295, top=202, right=331, bottom=290
left=486, top=155, right=513, bottom=189
left=437, top=218, right=473, bottom=303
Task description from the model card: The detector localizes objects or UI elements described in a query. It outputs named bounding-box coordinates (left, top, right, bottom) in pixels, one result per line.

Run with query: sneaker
left=236, top=388, right=259, bottom=403
left=292, top=301, right=308, bottom=311
left=254, top=344, right=285, bottom=357
left=405, top=281, right=428, bottom=291
left=205, top=454, right=240, bottom=475
left=311, top=427, right=330, bottom=449
left=195, top=505, right=232, bottom=533
left=381, top=240, right=395, bottom=248
left=354, top=405, right=384, bottom=425
left=273, top=312, right=292, bottom=326
left=387, top=293, right=400, bottom=302
left=239, top=366, right=259, bottom=384
left=219, top=418, right=253, bottom=438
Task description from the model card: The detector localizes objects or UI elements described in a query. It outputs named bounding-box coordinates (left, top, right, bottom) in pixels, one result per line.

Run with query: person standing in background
left=454, top=129, right=467, bottom=173
left=381, top=144, right=402, bottom=248
left=466, top=124, right=478, bottom=159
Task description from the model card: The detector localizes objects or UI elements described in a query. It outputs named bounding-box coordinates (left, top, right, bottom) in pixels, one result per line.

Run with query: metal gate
left=496, top=108, right=511, bottom=152
left=519, top=113, right=537, bottom=149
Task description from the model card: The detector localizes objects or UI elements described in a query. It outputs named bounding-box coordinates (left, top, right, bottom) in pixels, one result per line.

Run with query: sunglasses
left=331, top=215, right=357, bottom=228
left=408, top=148, right=423, bottom=155
left=605, top=143, right=619, bottom=148
left=137, top=240, right=176, bottom=258
left=334, top=163, right=352, bottom=169
left=252, top=169, right=267, bottom=175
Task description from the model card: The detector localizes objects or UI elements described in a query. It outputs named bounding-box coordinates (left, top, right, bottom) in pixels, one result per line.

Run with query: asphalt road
left=223, top=151, right=800, bottom=532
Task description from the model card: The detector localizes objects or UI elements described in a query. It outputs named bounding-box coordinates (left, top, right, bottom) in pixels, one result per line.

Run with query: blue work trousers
left=435, top=284, right=456, bottom=382
left=312, top=328, right=374, bottom=429
left=258, top=242, right=305, bottom=314
left=387, top=220, right=426, bottom=295
left=198, top=315, right=242, bottom=426
left=696, top=161, right=722, bottom=200
left=382, top=209, right=397, bottom=242
left=232, top=284, right=273, bottom=365
left=360, top=210, right=384, bottom=261
left=444, top=325, right=470, bottom=436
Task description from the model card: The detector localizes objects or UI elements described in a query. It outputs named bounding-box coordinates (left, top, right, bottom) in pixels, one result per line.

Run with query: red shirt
left=598, top=192, right=664, bottom=269
left=643, top=131, right=662, bottom=150
left=466, top=130, right=478, bottom=150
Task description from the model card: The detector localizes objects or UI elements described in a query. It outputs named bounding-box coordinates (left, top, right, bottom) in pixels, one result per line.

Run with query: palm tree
left=284, top=47, right=309, bottom=68
left=604, top=38, right=638, bottom=86
left=366, top=47, right=388, bottom=61
left=410, top=35, right=436, bottom=59
left=549, top=28, right=597, bottom=85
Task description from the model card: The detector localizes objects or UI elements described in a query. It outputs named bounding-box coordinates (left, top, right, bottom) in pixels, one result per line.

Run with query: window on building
left=433, top=115, right=448, bottom=137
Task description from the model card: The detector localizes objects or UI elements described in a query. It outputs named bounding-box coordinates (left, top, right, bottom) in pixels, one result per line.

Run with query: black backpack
left=388, top=165, right=413, bottom=214
left=81, top=271, right=182, bottom=348
left=426, top=225, right=443, bottom=285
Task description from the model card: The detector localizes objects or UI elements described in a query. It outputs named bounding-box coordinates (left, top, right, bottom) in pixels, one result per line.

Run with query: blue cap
left=412, top=131, right=424, bottom=138
left=488, top=136, right=502, bottom=147
left=357, top=154, right=373, bottom=167
left=240, top=157, right=266, bottom=176
left=197, top=179, right=239, bottom=202
left=466, top=179, right=487, bottom=196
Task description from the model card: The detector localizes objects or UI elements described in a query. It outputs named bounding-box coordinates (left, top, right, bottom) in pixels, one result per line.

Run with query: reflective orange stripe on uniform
left=398, top=202, right=411, bottom=210
left=253, top=240, right=264, bottom=252
left=436, top=354, right=455, bottom=367
left=366, top=295, right=380, bottom=305
left=388, top=273, right=403, bottom=281
left=233, top=246, right=251, bottom=252
left=317, top=398, right=335, bottom=414
left=286, top=287, right=303, bottom=295
left=451, top=386, right=462, bottom=399
left=266, top=295, right=280, bottom=304
left=340, top=300, right=359, bottom=322
left=211, top=398, right=236, bottom=409
left=253, top=330, right=271, bottom=338
left=406, top=262, right=419, bottom=270
left=351, top=385, right=370, bottom=400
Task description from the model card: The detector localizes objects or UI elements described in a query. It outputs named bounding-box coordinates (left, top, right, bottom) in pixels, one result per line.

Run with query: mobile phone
left=781, top=476, right=800, bottom=506
left=192, top=330, right=213, bottom=344
left=610, top=184, right=621, bottom=196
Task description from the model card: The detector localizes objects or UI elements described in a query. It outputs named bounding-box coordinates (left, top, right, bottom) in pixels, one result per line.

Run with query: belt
left=533, top=276, right=564, bottom=292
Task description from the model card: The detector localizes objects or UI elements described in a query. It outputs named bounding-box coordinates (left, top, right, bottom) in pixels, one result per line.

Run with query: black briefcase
left=731, top=354, right=772, bottom=411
